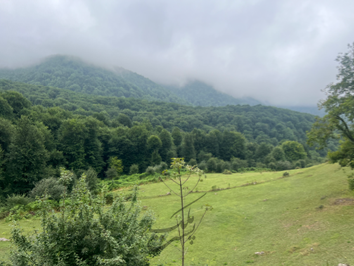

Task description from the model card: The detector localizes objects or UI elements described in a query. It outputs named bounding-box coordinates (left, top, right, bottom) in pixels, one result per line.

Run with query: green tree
left=281, top=141, right=307, bottom=162
left=5, top=117, right=48, bottom=194
left=271, top=146, right=285, bottom=161
left=1, top=91, right=31, bottom=117
left=172, top=127, right=183, bottom=146
left=0, top=96, right=13, bottom=119
left=147, top=135, right=162, bottom=165
left=220, top=131, right=246, bottom=161
left=2, top=174, right=164, bottom=265
left=58, top=118, right=87, bottom=170
left=308, top=43, right=354, bottom=167
left=159, top=129, right=172, bottom=162
left=117, top=113, right=132, bottom=128
left=181, top=133, right=196, bottom=162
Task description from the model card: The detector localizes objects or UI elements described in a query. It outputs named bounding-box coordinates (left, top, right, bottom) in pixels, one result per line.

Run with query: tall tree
left=5, top=117, right=48, bottom=194
left=308, top=43, right=354, bottom=167
left=58, top=118, right=87, bottom=170
left=159, top=129, right=172, bottom=162
left=181, top=133, right=196, bottom=162
left=281, top=141, right=307, bottom=162
left=219, top=131, right=246, bottom=161
left=172, top=127, right=183, bottom=147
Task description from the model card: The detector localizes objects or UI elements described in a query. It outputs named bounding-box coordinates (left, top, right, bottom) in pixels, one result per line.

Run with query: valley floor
left=1, top=164, right=354, bottom=265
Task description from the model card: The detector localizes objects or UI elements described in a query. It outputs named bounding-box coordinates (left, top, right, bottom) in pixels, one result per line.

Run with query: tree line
left=0, top=81, right=334, bottom=199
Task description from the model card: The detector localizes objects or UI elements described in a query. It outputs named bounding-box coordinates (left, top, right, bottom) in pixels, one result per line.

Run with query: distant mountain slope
left=0, top=55, right=188, bottom=104
left=165, top=80, right=261, bottom=107
left=278, top=106, right=325, bottom=117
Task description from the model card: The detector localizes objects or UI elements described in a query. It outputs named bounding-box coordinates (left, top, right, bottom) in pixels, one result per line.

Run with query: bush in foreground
left=1, top=174, right=164, bottom=266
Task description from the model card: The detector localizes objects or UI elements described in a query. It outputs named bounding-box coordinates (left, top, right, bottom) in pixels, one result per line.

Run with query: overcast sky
left=1, top=0, right=354, bottom=106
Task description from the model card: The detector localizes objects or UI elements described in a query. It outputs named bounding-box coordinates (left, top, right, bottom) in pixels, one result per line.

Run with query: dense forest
left=0, top=55, right=263, bottom=108
left=0, top=78, right=335, bottom=199
left=0, top=55, right=187, bottom=104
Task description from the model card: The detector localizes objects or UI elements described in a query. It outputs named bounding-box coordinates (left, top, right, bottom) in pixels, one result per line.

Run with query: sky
left=1, top=0, right=354, bottom=106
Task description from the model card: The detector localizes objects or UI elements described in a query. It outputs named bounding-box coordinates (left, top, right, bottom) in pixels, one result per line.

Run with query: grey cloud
left=1, top=0, right=354, bottom=106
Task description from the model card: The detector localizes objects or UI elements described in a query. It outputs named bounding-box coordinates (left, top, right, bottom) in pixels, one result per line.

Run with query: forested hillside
left=0, top=55, right=187, bottom=104
left=0, top=79, right=335, bottom=198
left=165, top=80, right=261, bottom=107
left=0, top=55, right=261, bottom=108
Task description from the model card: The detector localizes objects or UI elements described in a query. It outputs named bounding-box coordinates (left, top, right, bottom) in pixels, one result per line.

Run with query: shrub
left=145, top=166, right=155, bottom=175
left=106, top=167, right=118, bottom=180
left=85, top=167, right=99, bottom=194
left=30, top=177, right=65, bottom=202
left=256, top=162, right=266, bottom=169
left=129, top=164, right=139, bottom=174
left=1, top=176, right=164, bottom=265
left=283, top=172, right=290, bottom=177
left=348, top=178, right=354, bottom=190
left=188, top=158, right=197, bottom=166
left=105, top=192, right=114, bottom=205
left=231, top=158, right=248, bottom=171
left=268, top=162, right=277, bottom=170
left=198, top=160, right=208, bottom=171
left=154, top=162, right=168, bottom=174
left=275, top=161, right=293, bottom=171
left=223, top=169, right=232, bottom=175
left=6, top=194, right=33, bottom=209
left=207, top=158, right=217, bottom=172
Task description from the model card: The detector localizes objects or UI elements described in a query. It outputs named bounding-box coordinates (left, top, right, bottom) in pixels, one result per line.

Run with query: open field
left=2, top=163, right=354, bottom=265
left=129, top=164, right=354, bottom=265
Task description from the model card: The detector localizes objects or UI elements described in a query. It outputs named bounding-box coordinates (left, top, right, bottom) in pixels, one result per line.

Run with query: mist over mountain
left=165, top=81, right=261, bottom=107
left=0, top=55, right=262, bottom=108
left=0, top=55, right=187, bottom=104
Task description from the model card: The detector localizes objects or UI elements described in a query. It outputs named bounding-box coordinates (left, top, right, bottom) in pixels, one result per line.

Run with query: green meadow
left=2, top=163, right=354, bottom=265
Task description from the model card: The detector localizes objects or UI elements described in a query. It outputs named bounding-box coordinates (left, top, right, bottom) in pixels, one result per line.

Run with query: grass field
left=2, top=163, right=354, bottom=265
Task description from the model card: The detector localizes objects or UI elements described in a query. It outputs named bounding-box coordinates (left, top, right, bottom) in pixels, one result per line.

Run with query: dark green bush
left=105, top=192, right=114, bottom=205
left=1, top=177, right=164, bottom=265
left=30, top=177, right=65, bottom=202
left=188, top=158, right=197, bottom=166
left=198, top=160, right=207, bottom=171
left=6, top=194, right=33, bottom=209
left=129, top=164, right=139, bottom=174
left=283, top=172, right=290, bottom=177
left=348, top=178, right=354, bottom=190
left=145, top=166, right=155, bottom=175
left=85, top=167, right=99, bottom=194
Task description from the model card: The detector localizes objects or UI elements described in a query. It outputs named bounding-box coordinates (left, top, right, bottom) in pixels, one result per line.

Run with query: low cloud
left=1, top=0, right=354, bottom=106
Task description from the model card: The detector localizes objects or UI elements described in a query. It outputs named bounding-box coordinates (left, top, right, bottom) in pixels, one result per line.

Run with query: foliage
left=281, top=141, right=307, bottom=162
left=0, top=55, right=185, bottom=104
left=129, top=164, right=139, bottom=175
left=348, top=177, right=354, bottom=190
left=6, top=194, right=33, bottom=209
left=0, top=77, right=331, bottom=196
left=283, top=172, right=290, bottom=177
left=1, top=175, right=164, bottom=266
left=146, top=166, right=156, bottom=176
left=223, top=169, right=232, bottom=175
left=29, top=177, right=65, bottom=201
left=109, top=156, right=124, bottom=175
left=308, top=43, right=354, bottom=167
left=166, top=80, right=260, bottom=107
left=84, top=167, right=99, bottom=194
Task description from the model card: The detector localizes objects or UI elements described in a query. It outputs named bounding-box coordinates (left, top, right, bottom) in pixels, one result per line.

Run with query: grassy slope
left=135, top=164, right=354, bottom=265
left=1, top=164, right=354, bottom=265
